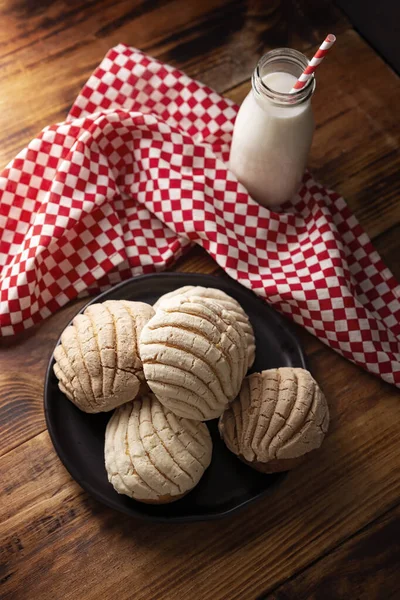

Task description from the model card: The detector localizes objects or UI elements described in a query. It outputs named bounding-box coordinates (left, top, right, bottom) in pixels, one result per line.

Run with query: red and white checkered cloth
left=1, top=44, right=399, bottom=387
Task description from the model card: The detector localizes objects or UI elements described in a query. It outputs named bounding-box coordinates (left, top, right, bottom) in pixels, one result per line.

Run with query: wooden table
left=1, top=1, right=399, bottom=598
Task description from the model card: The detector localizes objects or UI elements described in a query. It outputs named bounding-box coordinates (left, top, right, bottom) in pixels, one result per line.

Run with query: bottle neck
left=251, top=48, right=315, bottom=108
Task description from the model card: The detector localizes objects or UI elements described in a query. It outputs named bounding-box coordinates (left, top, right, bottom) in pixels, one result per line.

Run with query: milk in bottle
left=229, top=49, right=315, bottom=208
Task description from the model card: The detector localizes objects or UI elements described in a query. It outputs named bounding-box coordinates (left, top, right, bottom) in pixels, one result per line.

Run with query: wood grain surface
left=264, top=504, right=400, bottom=599
left=1, top=1, right=399, bottom=599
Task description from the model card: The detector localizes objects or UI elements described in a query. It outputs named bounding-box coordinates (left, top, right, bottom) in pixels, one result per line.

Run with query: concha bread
left=154, top=285, right=255, bottom=368
left=139, top=296, right=248, bottom=420
left=105, top=394, right=212, bottom=503
left=53, top=300, right=154, bottom=413
left=219, top=368, right=329, bottom=473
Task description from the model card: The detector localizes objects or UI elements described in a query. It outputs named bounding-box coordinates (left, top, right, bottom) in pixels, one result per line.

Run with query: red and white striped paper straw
left=290, top=34, right=336, bottom=93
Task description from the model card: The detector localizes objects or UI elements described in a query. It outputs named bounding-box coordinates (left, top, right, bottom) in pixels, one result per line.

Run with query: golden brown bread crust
left=154, top=286, right=256, bottom=368
left=105, top=394, right=213, bottom=503
left=53, top=300, right=155, bottom=413
left=137, top=492, right=188, bottom=505
left=239, top=451, right=316, bottom=473
left=219, top=368, right=329, bottom=473
left=140, top=295, right=248, bottom=420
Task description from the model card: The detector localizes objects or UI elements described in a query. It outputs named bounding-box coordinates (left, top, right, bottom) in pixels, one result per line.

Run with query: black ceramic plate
left=44, top=273, right=307, bottom=522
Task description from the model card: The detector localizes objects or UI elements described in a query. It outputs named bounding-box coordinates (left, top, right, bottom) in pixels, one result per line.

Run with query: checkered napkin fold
left=0, top=44, right=399, bottom=387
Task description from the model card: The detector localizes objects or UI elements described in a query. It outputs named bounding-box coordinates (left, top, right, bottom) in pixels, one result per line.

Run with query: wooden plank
left=0, top=296, right=89, bottom=457
left=372, top=224, right=400, bottom=280
left=1, top=343, right=399, bottom=599
left=169, top=245, right=220, bottom=276
left=262, top=504, right=400, bottom=599
left=0, top=0, right=347, bottom=166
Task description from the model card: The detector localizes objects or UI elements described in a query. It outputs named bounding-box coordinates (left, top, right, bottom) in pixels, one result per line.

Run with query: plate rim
left=44, top=272, right=306, bottom=522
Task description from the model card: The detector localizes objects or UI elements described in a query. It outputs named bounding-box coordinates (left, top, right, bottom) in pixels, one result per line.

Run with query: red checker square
left=40, top=140, right=55, bottom=154
left=79, top=271, right=94, bottom=286
left=45, top=298, right=61, bottom=313
left=21, top=307, right=32, bottom=321
left=8, top=298, right=21, bottom=312
left=47, top=281, right=62, bottom=297
left=215, top=243, right=229, bottom=255
left=325, top=238, right=340, bottom=251
left=318, top=298, right=332, bottom=311
left=54, top=132, right=69, bottom=146
left=204, top=231, right=217, bottom=243
left=100, top=242, right=118, bottom=257
left=63, top=269, right=78, bottom=283
left=346, top=319, right=361, bottom=332
left=17, top=284, right=31, bottom=298
left=185, top=81, right=197, bottom=94
left=214, top=113, right=228, bottom=126
left=83, top=255, right=98, bottom=270
left=364, top=288, right=380, bottom=302
left=321, top=267, right=337, bottom=279
left=81, top=85, right=94, bottom=99
left=31, top=311, right=43, bottom=325
left=180, top=208, right=193, bottom=220
left=204, top=211, right=215, bottom=222
left=343, top=296, right=357, bottom=308
left=163, top=210, right=174, bottom=223
left=247, top=264, right=259, bottom=275
left=26, top=149, right=39, bottom=162
left=154, top=228, right=167, bottom=239
left=5, top=180, right=18, bottom=193
left=302, top=317, right=314, bottom=329
left=370, top=272, right=386, bottom=287
left=56, top=205, right=71, bottom=218
left=225, top=256, right=239, bottom=269
left=99, top=97, right=112, bottom=109
left=9, top=275, right=19, bottom=288
left=329, top=286, right=344, bottom=298
left=66, top=252, right=83, bottom=268
left=109, top=62, right=120, bottom=75
left=18, top=172, right=32, bottom=186
left=377, top=361, right=393, bottom=374
left=33, top=163, right=45, bottom=177
left=364, top=352, right=378, bottom=363
left=104, top=228, right=120, bottom=242
left=85, top=101, right=98, bottom=114
left=49, top=264, right=65, bottom=280
left=113, top=78, right=124, bottom=91
left=310, top=262, right=324, bottom=274
left=75, top=177, right=88, bottom=192
left=302, top=247, right=315, bottom=259
left=176, top=222, right=187, bottom=234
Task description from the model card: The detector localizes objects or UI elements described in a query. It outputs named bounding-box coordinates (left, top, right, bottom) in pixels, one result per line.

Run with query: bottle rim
left=252, top=48, right=316, bottom=107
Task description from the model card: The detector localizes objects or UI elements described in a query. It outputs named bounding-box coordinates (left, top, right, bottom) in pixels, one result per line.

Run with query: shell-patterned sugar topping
left=154, top=285, right=256, bottom=369
left=219, top=368, right=329, bottom=464
left=105, top=394, right=212, bottom=503
left=139, top=295, right=248, bottom=421
left=53, top=300, right=154, bottom=413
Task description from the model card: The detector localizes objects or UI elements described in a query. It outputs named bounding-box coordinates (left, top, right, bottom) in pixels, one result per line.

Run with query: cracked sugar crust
left=139, top=295, right=248, bottom=421
left=104, top=393, right=212, bottom=503
left=53, top=300, right=155, bottom=413
left=154, top=286, right=256, bottom=369
left=219, top=368, right=329, bottom=467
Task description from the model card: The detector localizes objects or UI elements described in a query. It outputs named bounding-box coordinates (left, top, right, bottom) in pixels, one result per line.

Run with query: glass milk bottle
left=229, top=48, right=315, bottom=208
